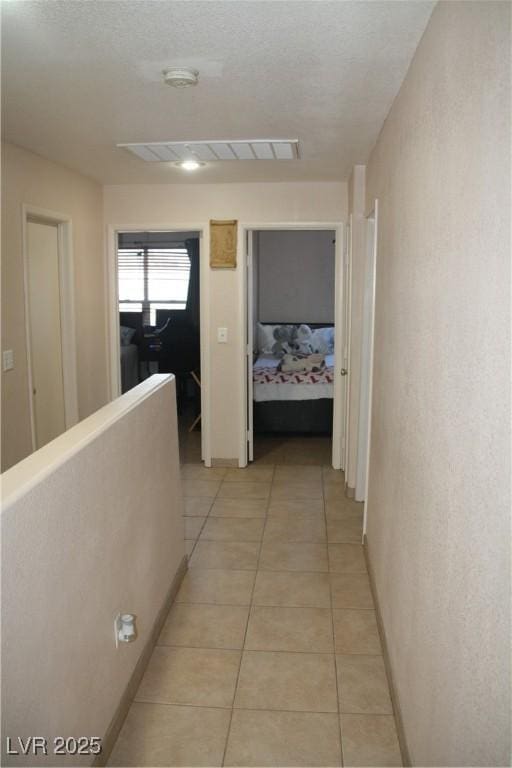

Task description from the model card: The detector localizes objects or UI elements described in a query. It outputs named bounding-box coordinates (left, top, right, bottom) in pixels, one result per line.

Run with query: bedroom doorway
left=114, top=229, right=203, bottom=460
left=243, top=223, right=347, bottom=469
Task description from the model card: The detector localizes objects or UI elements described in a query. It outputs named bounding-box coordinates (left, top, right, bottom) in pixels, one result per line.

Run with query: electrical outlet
left=2, top=350, right=14, bottom=372
left=217, top=327, right=228, bottom=343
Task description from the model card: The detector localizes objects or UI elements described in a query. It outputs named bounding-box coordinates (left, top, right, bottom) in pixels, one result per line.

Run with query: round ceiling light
left=162, top=67, right=199, bottom=88
left=175, top=160, right=205, bottom=171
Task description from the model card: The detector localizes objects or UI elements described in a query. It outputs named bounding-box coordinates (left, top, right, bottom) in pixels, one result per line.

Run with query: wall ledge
left=1, top=374, right=174, bottom=511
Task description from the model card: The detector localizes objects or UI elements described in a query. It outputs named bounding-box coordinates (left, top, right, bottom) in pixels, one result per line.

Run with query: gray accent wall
left=256, top=230, right=335, bottom=323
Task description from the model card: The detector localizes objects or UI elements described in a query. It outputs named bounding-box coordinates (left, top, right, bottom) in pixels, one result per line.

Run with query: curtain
left=185, top=238, right=200, bottom=328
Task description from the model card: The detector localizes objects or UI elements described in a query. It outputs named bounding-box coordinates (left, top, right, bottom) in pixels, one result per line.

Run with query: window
left=118, top=247, right=191, bottom=325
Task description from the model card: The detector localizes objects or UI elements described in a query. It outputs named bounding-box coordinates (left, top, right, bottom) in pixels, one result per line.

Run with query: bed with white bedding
left=253, top=354, right=334, bottom=402
left=253, top=323, right=335, bottom=434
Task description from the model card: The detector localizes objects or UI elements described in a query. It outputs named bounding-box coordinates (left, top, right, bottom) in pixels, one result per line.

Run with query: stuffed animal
left=271, top=325, right=298, bottom=358
left=292, top=324, right=314, bottom=356
left=310, top=326, right=335, bottom=355
left=279, top=353, right=325, bottom=373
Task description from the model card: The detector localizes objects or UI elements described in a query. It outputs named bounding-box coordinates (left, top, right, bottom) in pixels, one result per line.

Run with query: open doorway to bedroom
left=116, top=230, right=202, bottom=460
left=245, top=225, right=347, bottom=468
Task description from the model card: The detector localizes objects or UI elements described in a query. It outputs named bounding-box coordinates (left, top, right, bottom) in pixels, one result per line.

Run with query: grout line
left=155, top=642, right=339, bottom=655
left=219, top=467, right=270, bottom=768
left=132, top=698, right=354, bottom=715
left=198, top=538, right=265, bottom=543
left=174, top=600, right=253, bottom=608
left=324, top=466, right=345, bottom=767
left=185, top=566, right=259, bottom=571
left=173, top=599, right=337, bottom=610
left=185, top=475, right=226, bottom=562
left=185, top=566, right=328, bottom=575
left=174, top=599, right=338, bottom=608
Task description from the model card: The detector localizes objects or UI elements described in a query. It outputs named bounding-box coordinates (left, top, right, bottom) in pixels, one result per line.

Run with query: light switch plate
left=2, top=350, right=14, bottom=371
left=217, top=327, right=228, bottom=343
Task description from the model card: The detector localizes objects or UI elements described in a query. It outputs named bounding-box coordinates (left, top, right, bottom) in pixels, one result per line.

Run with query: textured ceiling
left=1, top=0, right=434, bottom=184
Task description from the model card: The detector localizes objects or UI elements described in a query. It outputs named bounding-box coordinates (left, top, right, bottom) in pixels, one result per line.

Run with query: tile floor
left=109, top=462, right=402, bottom=767
left=179, top=421, right=334, bottom=468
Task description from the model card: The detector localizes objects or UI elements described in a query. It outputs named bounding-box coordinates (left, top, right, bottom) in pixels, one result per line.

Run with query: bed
left=253, top=322, right=335, bottom=434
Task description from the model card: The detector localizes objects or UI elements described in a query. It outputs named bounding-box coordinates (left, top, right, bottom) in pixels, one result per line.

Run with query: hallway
left=109, top=463, right=402, bottom=767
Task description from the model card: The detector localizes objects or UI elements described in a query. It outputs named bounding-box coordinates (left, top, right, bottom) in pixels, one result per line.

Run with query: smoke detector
left=162, top=67, right=199, bottom=88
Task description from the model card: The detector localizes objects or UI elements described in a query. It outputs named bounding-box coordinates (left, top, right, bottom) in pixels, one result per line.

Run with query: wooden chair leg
left=188, top=412, right=201, bottom=432
left=188, top=370, right=202, bottom=432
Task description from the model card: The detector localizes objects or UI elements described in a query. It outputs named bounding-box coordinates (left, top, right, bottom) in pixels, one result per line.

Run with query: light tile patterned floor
left=109, top=460, right=402, bottom=767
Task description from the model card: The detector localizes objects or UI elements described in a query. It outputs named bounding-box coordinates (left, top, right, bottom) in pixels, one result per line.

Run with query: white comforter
left=253, top=354, right=335, bottom=402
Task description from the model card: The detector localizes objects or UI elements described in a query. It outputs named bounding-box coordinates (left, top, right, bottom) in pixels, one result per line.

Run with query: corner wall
left=1, top=143, right=109, bottom=470
left=365, top=2, right=511, bottom=765
left=103, top=181, right=347, bottom=461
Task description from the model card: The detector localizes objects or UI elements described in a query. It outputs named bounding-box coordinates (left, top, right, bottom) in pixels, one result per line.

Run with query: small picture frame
left=210, top=219, right=237, bottom=268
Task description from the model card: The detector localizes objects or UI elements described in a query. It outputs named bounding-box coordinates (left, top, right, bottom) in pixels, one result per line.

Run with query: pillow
left=310, top=326, right=335, bottom=355
left=120, top=325, right=136, bottom=346
left=257, top=323, right=278, bottom=354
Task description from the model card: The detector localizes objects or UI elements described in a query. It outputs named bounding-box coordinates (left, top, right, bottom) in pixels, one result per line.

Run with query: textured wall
left=104, top=181, right=347, bottom=460
left=365, top=2, right=511, bottom=765
left=1, top=142, right=108, bottom=470
left=1, top=376, right=185, bottom=766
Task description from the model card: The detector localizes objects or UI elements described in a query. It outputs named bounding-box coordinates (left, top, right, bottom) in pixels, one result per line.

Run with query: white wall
left=1, top=142, right=108, bottom=471
left=257, top=230, right=335, bottom=323
left=104, top=181, right=347, bottom=460
left=365, top=2, right=511, bottom=765
left=1, top=376, right=185, bottom=766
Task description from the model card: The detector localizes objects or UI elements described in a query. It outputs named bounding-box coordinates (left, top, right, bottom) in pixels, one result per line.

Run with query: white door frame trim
left=238, top=221, right=345, bottom=469
left=343, top=216, right=353, bottom=470
left=106, top=223, right=212, bottom=466
left=22, top=204, right=79, bottom=451
left=361, top=200, right=379, bottom=536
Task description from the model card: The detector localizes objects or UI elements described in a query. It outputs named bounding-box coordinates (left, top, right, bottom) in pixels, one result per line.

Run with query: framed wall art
left=210, top=219, right=237, bottom=268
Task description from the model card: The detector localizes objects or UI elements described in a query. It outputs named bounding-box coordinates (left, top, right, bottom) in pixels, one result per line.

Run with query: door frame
left=343, top=216, right=353, bottom=470
left=238, top=221, right=346, bottom=469
left=106, top=222, right=212, bottom=465
left=358, top=200, right=378, bottom=535
left=22, top=204, right=79, bottom=451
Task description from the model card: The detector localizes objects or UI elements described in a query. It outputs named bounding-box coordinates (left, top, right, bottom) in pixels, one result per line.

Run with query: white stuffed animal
left=292, top=324, right=314, bottom=356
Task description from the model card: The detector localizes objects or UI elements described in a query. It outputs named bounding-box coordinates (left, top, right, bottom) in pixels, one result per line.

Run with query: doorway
left=242, top=223, right=347, bottom=469
left=113, top=229, right=204, bottom=462
left=23, top=206, right=78, bottom=451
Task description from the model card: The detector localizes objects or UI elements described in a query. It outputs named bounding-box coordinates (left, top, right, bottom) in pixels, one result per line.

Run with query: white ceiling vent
left=118, top=140, right=299, bottom=162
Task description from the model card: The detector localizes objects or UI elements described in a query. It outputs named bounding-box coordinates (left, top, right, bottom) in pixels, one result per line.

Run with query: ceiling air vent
left=117, top=140, right=299, bottom=162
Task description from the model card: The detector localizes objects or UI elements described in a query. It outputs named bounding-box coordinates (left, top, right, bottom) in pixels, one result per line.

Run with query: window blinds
left=118, top=247, right=191, bottom=305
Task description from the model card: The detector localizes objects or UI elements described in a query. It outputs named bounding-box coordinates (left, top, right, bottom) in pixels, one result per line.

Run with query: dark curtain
left=185, top=238, right=200, bottom=329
